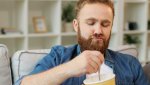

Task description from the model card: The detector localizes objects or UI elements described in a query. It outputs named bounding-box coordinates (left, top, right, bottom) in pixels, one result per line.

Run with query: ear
left=73, top=19, right=79, bottom=32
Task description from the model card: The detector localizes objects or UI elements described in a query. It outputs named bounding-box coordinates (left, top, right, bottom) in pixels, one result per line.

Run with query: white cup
left=83, top=74, right=115, bottom=85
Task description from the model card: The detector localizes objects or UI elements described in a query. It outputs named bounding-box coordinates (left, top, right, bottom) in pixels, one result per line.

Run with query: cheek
left=79, top=25, right=94, bottom=39
left=104, top=29, right=111, bottom=40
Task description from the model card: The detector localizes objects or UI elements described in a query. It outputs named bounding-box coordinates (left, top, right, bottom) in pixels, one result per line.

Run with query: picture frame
left=33, top=16, right=47, bottom=33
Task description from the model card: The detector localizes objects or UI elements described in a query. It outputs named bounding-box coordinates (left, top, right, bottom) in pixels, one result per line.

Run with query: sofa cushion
left=0, top=44, right=12, bottom=85
left=114, top=45, right=138, bottom=58
left=11, top=49, right=50, bottom=83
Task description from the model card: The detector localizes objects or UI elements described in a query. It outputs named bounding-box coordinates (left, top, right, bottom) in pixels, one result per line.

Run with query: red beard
left=77, top=27, right=110, bottom=54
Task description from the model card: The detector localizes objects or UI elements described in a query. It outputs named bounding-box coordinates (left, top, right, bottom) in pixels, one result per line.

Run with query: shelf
left=0, top=0, right=148, bottom=60
left=111, top=30, right=118, bottom=34
left=0, top=0, right=27, bottom=35
left=112, top=2, right=119, bottom=34
left=124, top=2, right=147, bottom=31
left=0, top=34, right=24, bottom=38
left=109, top=34, right=119, bottom=50
left=146, top=37, right=150, bottom=62
left=123, top=30, right=145, bottom=34
left=61, top=32, right=76, bottom=36
left=61, top=36, right=77, bottom=45
left=28, top=0, right=56, bottom=1
left=0, top=0, right=23, bottom=2
left=62, top=0, right=78, bottom=1
left=28, top=0, right=61, bottom=33
left=61, top=1, right=76, bottom=33
left=28, top=36, right=60, bottom=49
left=124, top=0, right=147, bottom=3
left=0, top=37, right=25, bottom=56
left=28, top=33, right=58, bottom=37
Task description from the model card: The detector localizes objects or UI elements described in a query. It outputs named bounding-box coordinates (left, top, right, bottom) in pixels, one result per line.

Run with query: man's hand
left=66, top=50, right=104, bottom=77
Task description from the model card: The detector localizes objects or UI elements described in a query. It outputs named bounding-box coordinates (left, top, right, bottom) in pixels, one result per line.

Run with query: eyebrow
left=85, top=17, right=111, bottom=24
left=85, top=17, right=98, bottom=22
left=102, top=20, right=111, bottom=23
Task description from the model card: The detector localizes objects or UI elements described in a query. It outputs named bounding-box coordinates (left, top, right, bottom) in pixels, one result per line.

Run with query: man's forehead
left=78, top=3, right=113, bottom=20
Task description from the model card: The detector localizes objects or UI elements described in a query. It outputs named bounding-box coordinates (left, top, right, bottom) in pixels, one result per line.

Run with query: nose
left=94, top=24, right=103, bottom=35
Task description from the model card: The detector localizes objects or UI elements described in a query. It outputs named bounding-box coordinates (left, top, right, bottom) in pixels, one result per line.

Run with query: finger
left=90, top=51, right=104, bottom=64
left=90, top=51, right=104, bottom=60
left=90, top=51, right=103, bottom=57
left=90, top=56, right=101, bottom=67
left=87, top=64, right=96, bottom=74
left=98, top=56, right=104, bottom=65
left=88, top=58, right=99, bottom=73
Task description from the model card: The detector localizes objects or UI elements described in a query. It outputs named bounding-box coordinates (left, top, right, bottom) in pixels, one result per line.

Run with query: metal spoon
left=98, top=68, right=100, bottom=80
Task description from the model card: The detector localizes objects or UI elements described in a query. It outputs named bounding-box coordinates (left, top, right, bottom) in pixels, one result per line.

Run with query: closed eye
left=86, top=18, right=97, bottom=26
left=87, top=21, right=95, bottom=25
left=101, top=20, right=111, bottom=27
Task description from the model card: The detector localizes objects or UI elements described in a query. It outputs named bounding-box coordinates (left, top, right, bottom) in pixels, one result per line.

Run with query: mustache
left=90, top=33, right=105, bottom=39
left=88, top=33, right=105, bottom=51
left=77, top=26, right=109, bottom=53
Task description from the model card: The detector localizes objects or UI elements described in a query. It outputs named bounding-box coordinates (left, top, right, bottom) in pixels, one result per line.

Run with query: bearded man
left=15, top=0, right=150, bottom=85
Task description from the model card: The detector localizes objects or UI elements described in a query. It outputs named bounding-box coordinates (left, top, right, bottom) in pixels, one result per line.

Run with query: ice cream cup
left=83, top=74, right=115, bottom=85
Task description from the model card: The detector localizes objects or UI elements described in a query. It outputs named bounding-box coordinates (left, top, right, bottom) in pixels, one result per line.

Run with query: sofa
left=0, top=44, right=12, bottom=85
left=11, top=49, right=50, bottom=84
left=0, top=44, right=149, bottom=85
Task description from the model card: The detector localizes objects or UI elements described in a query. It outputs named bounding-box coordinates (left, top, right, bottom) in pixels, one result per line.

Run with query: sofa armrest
left=0, top=44, right=12, bottom=85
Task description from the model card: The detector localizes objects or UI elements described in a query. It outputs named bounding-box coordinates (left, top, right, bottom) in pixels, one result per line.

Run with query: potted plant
left=62, top=3, right=75, bottom=32
left=124, top=35, right=141, bottom=48
left=148, top=20, right=150, bottom=30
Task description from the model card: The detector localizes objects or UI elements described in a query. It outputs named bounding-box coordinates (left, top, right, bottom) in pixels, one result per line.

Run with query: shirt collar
left=77, top=44, right=81, bottom=55
left=105, top=49, right=114, bottom=64
left=105, top=49, right=115, bottom=71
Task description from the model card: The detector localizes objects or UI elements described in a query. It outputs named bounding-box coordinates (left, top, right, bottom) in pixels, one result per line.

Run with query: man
left=15, top=0, right=150, bottom=85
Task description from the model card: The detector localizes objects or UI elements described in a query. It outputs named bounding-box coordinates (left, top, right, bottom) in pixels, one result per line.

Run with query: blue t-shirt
left=15, top=44, right=150, bottom=85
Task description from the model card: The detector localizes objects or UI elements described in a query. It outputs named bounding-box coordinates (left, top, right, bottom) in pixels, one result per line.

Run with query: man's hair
left=75, top=0, right=115, bottom=18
